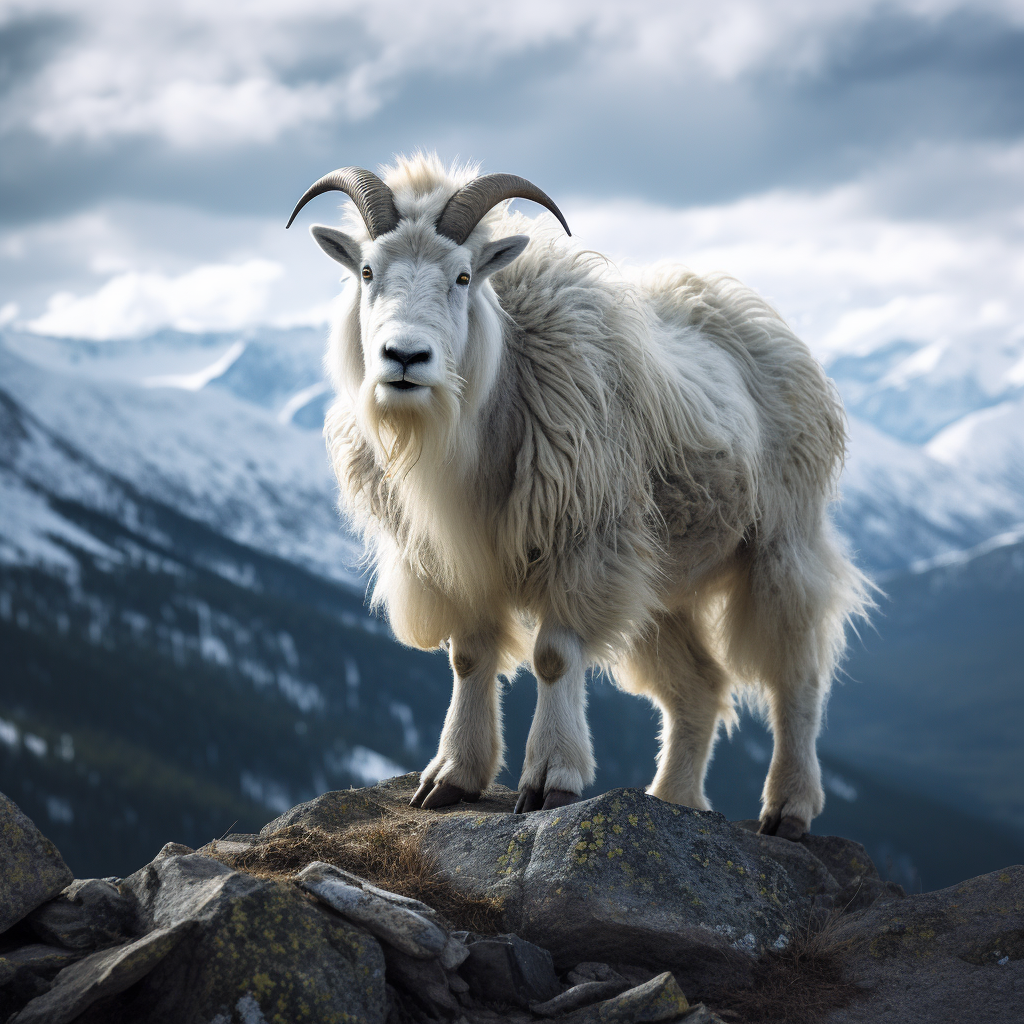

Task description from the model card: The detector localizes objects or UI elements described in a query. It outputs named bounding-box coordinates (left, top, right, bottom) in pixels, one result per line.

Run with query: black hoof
left=411, top=781, right=480, bottom=809
left=409, top=777, right=434, bottom=807
left=515, top=787, right=581, bottom=813
left=515, top=787, right=544, bottom=814
left=758, top=811, right=807, bottom=841
left=541, top=788, right=580, bottom=811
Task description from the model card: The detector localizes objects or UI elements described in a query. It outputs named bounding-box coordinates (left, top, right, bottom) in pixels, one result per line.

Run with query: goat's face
left=311, top=220, right=528, bottom=419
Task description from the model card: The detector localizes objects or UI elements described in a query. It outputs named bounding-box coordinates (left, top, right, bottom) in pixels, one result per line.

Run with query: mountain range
left=1, top=316, right=1021, bottom=891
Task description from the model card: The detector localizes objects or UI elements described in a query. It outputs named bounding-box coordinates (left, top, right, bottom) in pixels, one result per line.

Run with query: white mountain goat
left=287, top=154, right=871, bottom=839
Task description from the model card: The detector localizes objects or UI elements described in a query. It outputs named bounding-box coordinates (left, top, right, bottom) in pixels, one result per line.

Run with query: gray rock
left=196, top=839, right=252, bottom=859
left=2, top=944, right=83, bottom=979
left=382, top=945, right=460, bottom=1017
left=9, top=923, right=190, bottom=1024
left=152, top=841, right=193, bottom=860
left=0, top=791, right=74, bottom=934
left=679, top=1006, right=729, bottom=1023
left=833, top=876, right=906, bottom=914
left=0, top=957, right=50, bottom=1021
left=102, top=850, right=388, bottom=1023
left=458, top=933, right=561, bottom=1008
left=261, top=773, right=518, bottom=835
left=418, top=788, right=834, bottom=990
left=440, top=934, right=470, bottom=970
left=824, top=864, right=1024, bottom=1024
left=301, top=861, right=440, bottom=918
left=295, top=860, right=447, bottom=959
left=26, top=878, right=136, bottom=951
left=555, top=971, right=691, bottom=1024
left=798, top=834, right=879, bottom=889
left=566, top=962, right=627, bottom=986
left=530, top=979, right=630, bottom=1016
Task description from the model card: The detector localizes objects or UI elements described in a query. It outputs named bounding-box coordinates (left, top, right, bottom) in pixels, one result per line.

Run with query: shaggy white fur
left=310, top=153, right=872, bottom=836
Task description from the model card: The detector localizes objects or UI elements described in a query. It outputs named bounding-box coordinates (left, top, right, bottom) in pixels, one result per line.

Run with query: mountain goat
left=288, top=154, right=871, bottom=839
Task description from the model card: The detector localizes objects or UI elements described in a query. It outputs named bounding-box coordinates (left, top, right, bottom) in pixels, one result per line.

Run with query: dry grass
left=707, top=913, right=864, bottom=1024
left=212, top=816, right=505, bottom=935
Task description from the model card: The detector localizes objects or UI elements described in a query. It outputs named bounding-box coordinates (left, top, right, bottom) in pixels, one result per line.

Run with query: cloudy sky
left=1, top=0, right=1023, bottom=358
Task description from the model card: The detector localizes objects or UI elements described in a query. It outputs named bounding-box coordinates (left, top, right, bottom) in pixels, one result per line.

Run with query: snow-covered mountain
left=2, top=323, right=1021, bottom=582
left=1, top=328, right=358, bottom=588
left=825, top=334, right=1024, bottom=573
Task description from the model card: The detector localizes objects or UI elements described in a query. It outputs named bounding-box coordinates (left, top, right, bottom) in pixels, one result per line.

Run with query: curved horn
left=285, top=166, right=400, bottom=239
left=435, top=173, right=571, bottom=245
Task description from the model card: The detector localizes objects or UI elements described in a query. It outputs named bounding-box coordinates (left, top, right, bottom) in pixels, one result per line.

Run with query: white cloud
left=26, top=259, right=284, bottom=338
left=11, top=141, right=1024, bottom=397
left=5, top=0, right=1022, bottom=148
left=569, top=164, right=1024, bottom=368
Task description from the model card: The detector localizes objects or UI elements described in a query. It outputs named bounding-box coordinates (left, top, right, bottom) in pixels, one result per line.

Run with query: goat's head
left=288, top=164, right=570, bottom=469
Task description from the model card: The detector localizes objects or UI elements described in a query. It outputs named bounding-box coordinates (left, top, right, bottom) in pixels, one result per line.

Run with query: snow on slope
left=926, top=395, right=1024, bottom=494
left=836, top=416, right=1024, bottom=574
left=826, top=336, right=1024, bottom=445
left=0, top=337, right=361, bottom=587
left=3, top=323, right=1022, bottom=583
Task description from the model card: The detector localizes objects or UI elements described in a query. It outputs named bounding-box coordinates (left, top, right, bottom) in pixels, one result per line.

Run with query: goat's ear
left=310, top=225, right=362, bottom=276
left=473, top=235, right=530, bottom=281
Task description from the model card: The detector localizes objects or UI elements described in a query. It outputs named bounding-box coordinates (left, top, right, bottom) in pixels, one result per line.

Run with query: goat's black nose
left=383, top=343, right=431, bottom=369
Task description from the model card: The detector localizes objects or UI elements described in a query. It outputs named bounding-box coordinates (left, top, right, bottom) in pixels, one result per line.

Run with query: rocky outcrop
left=0, top=792, right=73, bottom=935
left=1, top=778, right=1022, bottom=1023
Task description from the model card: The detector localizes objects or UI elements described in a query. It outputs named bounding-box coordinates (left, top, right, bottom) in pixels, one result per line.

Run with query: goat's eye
left=456, top=272, right=470, bottom=286
left=362, top=266, right=373, bottom=281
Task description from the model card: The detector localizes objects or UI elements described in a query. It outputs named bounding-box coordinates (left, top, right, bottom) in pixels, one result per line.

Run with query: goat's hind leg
left=411, top=628, right=504, bottom=809
left=732, top=536, right=849, bottom=840
left=758, top=673, right=825, bottom=841
left=617, top=609, right=732, bottom=811
left=515, top=621, right=595, bottom=813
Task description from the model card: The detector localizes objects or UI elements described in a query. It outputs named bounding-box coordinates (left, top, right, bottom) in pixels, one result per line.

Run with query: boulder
left=458, top=932, right=562, bottom=1008
left=25, top=879, right=136, bottom=951
left=824, top=865, right=1024, bottom=1024
left=0, top=792, right=73, bottom=935
left=554, top=971, right=690, bottom=1024
left=415, top=787, right=833, bottom=990
left=295, top=860, right=447, bottom=959
left=0, top=944, right=82, bottom=981
left=12, top=851, right=388, bottom=1024
left=530, top=978, right=630, bottom=1017
left=8, top=924, right=190, bottom=1024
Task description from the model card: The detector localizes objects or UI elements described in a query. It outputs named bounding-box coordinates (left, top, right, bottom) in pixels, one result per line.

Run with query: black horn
left=435, top=173, right=571, bottom=245
left=285, top=166, right=400, bottom=239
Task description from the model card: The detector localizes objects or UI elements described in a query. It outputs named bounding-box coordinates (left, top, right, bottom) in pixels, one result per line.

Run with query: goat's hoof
left=514, top=787, right=543, bottom=813
left=409, top=777, right=433, bottom=807
left=414, top=782, right=480, bottom=810
left=758, top=811, right=807, bottom=841
left=514, top=787, right=580, bottom=813
left=541, top=788, right=580, bottom=811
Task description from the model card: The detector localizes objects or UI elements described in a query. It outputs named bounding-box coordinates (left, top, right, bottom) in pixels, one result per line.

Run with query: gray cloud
left=2, top=4, right=1022, bottom=233
left=0, top=11, right=76, bottom=96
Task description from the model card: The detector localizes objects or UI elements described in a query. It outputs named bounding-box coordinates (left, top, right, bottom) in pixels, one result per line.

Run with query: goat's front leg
left=411, top=628, right=503, bottom=810
left=515, top=622, right=595, bottom=813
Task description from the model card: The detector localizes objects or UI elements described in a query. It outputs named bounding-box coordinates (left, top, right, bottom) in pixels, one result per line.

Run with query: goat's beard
left=357, top=376, right=462, bottom=483
left=358, top=373, right=495, bottom=614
